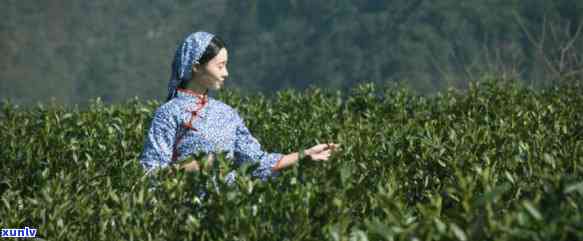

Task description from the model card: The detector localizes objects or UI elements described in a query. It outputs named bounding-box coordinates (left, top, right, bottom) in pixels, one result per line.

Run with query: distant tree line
left=1, top=0, right=582, bottom=105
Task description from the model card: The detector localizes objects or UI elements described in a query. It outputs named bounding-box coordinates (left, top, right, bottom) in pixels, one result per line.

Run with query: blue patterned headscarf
left=166, top=31, right=215, bottom=101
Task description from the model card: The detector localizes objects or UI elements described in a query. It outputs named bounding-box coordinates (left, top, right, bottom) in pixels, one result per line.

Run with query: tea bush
left=1, top=80, right=582, bottom=240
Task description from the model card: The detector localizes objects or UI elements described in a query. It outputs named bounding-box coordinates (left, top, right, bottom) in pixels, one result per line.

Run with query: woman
left=139, top=31, right=339, bottom=181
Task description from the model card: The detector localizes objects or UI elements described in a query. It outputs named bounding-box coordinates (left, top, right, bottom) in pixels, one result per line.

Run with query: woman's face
left=196, top=48, right=229, bottom=90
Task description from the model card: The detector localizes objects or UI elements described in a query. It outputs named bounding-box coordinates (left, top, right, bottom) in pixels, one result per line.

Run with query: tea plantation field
left=1, top=81, right=582, bottom=240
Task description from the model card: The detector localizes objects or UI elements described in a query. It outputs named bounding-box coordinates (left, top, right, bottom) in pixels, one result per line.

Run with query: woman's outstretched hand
left=177, top=153, right=215, bottom=172
left=305, top=143, right=340, bottom=161
left=272, top=143, right=340, bottom=171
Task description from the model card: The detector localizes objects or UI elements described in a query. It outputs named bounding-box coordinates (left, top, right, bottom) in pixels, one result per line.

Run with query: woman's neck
left=182, top=80, right=208, bottom=96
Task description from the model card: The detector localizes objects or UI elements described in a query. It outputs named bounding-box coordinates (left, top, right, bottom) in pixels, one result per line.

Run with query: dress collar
left=176, top=88, right=209, bottom=104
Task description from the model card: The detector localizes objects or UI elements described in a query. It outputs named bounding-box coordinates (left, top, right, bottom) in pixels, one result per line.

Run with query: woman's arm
left=272, top=143, right=340, bottom=172
left=178, top=143, right=340, bottom=173
left=140, top=106, right=179, bottom=174
left=233, top=111, right=339, bottom=179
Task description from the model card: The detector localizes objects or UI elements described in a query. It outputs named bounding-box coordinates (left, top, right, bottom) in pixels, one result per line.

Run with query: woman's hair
left=199, top=36, right=226, bottom=65
left=178, top=36, right=226, bottom=89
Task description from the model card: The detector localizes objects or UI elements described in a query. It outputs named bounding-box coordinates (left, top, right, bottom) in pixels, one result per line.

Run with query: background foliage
left=2, top=0, right=583, bottom=105
left=1, top=80, right=582, bottom=240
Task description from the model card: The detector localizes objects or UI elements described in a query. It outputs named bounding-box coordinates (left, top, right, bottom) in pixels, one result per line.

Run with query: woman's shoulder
left=152, top=97, right=241, bottom=122
left=156, top=98, right=182, bottom=113
left=150, top=98, right=186, bottom=121
left=208, top=98, right=238, bottom=116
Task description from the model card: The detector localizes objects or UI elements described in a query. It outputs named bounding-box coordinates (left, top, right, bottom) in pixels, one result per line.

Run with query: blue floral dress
left=139, top=89, right=283, bottom=180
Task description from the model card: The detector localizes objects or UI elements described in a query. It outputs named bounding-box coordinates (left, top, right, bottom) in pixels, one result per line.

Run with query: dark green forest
left=1, top=0, right=582, bottom=105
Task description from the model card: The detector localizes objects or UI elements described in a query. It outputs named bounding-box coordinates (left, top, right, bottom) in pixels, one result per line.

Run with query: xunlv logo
left=1, top=227, right=37, bottom=238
